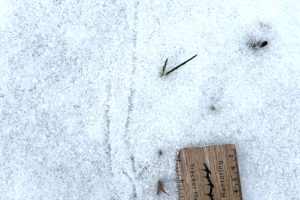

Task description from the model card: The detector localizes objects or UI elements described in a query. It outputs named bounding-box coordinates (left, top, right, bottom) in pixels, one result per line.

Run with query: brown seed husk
left=157, top=181, right=169, bottom=196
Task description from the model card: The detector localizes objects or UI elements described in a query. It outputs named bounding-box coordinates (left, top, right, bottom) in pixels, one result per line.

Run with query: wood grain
left=176, top=144, right=243, bottom=200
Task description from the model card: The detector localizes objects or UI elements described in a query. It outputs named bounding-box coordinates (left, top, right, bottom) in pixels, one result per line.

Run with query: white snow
left=0, top=0, right=300, bottom=199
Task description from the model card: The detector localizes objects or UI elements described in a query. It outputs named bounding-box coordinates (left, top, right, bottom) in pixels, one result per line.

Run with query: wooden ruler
left=176, top=144, right=243, bottom=200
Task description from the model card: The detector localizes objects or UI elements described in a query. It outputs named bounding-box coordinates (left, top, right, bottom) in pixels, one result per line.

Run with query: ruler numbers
left=229, top=148, right=243, bottom=200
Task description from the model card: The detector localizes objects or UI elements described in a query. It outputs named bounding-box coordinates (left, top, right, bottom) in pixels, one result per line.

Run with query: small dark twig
left=165, top=54, right=198, bottom=76
left=160, top=58, right=168, bottom=77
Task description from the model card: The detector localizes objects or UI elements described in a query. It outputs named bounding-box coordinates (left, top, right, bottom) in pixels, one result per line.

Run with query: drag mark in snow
left=104, top=83, right=120, bottom=199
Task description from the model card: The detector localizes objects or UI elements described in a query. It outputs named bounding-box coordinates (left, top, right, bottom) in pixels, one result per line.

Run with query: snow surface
left=1, top=0, right=300, bottom=199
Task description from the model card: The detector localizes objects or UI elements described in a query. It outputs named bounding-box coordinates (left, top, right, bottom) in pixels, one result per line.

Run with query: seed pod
left=260, top=41, right=268, bottom=47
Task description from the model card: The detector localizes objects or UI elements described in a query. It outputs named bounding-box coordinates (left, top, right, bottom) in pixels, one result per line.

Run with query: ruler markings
left=176, top=144, right=243, bottom=200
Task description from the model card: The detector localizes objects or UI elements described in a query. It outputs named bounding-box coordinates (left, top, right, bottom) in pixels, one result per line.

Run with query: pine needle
left=165, top=54, right=197, bottom=76
left=160, top=58, right=168, bottom=77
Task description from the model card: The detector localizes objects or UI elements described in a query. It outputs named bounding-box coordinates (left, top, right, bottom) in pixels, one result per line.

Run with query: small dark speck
left=159, top=150, right=163, bottom=156
left=210, top=105, right=216, bottom=111
left=260, top=41, right=268, bottom=47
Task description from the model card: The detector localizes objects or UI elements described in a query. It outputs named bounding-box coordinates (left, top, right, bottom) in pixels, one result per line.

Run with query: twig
left=166, top=54, right=197, bottom=76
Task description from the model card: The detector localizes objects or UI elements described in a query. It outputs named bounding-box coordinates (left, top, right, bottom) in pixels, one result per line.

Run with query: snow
left=0, top=0, right=300, bottom=199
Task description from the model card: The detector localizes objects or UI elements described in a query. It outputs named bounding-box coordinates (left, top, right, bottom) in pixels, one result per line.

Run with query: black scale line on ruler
left=176, top=154, right=184, bottom=199
left=231, top=148, right=243, bottom=200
